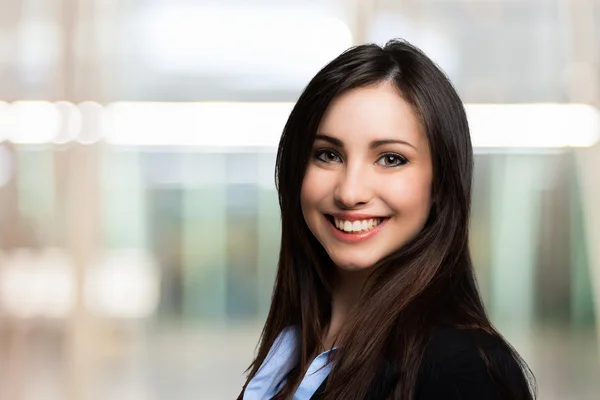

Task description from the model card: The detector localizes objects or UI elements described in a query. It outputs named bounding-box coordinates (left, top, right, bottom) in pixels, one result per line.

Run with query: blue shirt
left=243, top=326, right=335, bottom=399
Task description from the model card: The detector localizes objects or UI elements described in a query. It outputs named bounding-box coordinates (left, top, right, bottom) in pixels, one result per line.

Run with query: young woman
left=238, top=39, right=536, bottom=399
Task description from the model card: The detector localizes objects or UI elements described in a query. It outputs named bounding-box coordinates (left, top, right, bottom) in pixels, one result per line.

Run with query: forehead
left=317, top=82, right=426, bottom=148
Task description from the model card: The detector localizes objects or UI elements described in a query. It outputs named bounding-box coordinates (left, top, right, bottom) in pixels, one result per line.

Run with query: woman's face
left=300, top=82, right=433, bottom=271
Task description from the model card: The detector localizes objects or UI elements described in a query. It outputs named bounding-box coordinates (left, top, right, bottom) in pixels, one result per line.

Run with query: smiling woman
left=238, top=39, right=536, bottom=400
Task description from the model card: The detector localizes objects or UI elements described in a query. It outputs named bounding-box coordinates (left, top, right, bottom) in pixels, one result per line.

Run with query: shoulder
left=422, top=326, right=502, bottom=363
left=416, top=327, right=530, bottom=400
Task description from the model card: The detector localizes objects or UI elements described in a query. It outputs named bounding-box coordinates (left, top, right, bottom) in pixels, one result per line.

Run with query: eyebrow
left=314, top=134, right=417, bottom=151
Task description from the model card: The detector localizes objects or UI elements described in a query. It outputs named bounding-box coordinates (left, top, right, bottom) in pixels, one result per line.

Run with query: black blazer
left=309, top=327, right=527, bottom=400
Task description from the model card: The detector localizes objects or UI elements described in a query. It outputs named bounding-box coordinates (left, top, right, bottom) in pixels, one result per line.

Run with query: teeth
left=333, top=217, right=383, bottom=233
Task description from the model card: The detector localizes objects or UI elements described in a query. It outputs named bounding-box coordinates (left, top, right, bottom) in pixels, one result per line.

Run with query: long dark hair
left=239, top=39, right=535, bottom=399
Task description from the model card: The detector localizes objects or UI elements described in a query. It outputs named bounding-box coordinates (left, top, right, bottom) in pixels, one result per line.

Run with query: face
left=300, top=82, right=433, bottom=272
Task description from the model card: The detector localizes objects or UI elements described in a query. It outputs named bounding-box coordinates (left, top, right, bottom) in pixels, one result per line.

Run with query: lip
left=328, top=212, right=387, bottom=222
left=324, top=214, right=389, bottom=244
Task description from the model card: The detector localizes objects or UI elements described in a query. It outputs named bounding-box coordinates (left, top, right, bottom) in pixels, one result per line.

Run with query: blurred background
left=0, top=0, right=600, bottom=399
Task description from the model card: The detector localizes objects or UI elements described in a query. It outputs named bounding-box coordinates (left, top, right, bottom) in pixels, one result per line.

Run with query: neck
left=324, top=267, right=372, bottom=349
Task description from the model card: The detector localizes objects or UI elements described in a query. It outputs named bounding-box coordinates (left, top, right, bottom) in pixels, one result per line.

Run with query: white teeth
left=332, top=217, right=383, bottom=233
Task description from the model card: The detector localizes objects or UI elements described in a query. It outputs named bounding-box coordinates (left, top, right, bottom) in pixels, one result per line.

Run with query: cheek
left=300, top=167, right=322, bottom=217
left=387, top=172, right=433, bottom=217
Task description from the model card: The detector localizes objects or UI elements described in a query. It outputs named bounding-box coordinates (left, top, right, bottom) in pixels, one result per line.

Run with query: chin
left=330, top=255, right=380, bottom=272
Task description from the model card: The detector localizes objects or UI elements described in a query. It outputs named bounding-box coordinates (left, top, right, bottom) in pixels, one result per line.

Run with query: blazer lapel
left=309, top=359, right=397, bottom=400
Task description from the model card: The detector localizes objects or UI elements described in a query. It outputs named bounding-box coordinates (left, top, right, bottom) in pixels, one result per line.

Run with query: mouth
left=325, top=214, right=388, bottom=234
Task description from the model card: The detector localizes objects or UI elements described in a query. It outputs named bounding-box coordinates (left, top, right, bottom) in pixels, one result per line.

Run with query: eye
left=315, top=149, right=342, bottom=163
left=376, top=153, right=408, bottom=168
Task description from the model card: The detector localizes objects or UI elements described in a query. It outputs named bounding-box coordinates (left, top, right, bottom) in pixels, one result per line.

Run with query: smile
left=325, top=214, right=389, bottom=243
left=332, top=217, right=383, bottom=233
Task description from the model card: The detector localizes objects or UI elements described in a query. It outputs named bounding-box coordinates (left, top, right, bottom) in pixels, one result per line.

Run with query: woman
left=238, top=39, right=536, bottom=399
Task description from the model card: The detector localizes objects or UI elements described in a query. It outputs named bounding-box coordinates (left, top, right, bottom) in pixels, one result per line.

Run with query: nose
left=334, top=165, right=372, bottom=209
